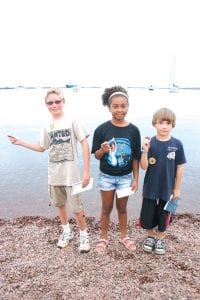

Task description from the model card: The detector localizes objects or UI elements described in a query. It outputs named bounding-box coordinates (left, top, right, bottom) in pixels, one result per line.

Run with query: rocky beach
left=0, top=213, right=199, bottom=299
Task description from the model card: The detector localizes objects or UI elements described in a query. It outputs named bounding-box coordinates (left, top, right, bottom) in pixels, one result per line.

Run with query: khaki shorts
left=48, top=185, right=83, bottom=214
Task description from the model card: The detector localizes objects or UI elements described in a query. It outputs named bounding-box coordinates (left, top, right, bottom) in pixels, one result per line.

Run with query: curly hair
left=101, top=86, right=129, bottom=107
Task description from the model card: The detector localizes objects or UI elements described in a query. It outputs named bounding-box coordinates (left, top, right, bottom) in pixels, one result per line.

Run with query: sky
left=1, top=0, right=200, bottom=87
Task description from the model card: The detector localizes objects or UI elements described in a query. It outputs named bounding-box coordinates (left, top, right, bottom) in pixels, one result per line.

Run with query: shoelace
left=61, top=231, right=72, bottom=240
left=80, top=235, right=89, bottom=244
left=156, top=240, right=165, bottom=248
left=146, top=237, right=154, bottom=245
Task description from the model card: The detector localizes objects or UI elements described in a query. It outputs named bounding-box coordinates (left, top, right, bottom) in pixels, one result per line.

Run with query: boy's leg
left=57, top=204, right=69, bottom=225
left=154, top=199, right=169, bottom=254
left=75, top=210, right=86, bottom=230
left=66, top=189, right=90, bottom=253
left=140, top=198, right=157, bottom=252
left=74, top=211, right=90, bottom=254
left=146, top=229, right=155, bottom=237
left=66, top=189, right=87, bottom=231
left=57, top=205, right=73, bottom=248
left=156, top=199, right=169, bottom=233
left=75, top=210, right=90, bottom=253
left=49, top=185, right=69, bottom=225
left=48, top=185, right=73, bottom=248
left=140, top=198, right=157, bottom=232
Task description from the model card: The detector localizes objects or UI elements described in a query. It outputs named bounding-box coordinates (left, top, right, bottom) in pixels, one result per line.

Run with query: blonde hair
left=44, top=88, right=65, bottom=103
left=152, top=108, right=176, bottom=128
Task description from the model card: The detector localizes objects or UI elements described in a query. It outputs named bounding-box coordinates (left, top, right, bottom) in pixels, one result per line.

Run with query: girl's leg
left=100, top=190, right=115, bottom=240
left=117, top=196, right=136, bottom=251
left=116, top=196, right=128, bottom=239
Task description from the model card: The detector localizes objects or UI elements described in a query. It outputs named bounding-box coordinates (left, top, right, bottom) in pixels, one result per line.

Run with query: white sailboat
left=169, top=57, right=179, bottom=93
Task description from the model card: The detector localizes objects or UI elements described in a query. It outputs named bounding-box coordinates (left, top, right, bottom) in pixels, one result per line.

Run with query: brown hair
left=152, top=108, right=176, bottom=128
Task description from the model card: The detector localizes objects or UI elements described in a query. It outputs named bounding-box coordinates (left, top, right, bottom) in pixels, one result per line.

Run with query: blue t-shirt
left=143, top=136, right=187, bottom=201
left=91, top=121, right=141, bottom=176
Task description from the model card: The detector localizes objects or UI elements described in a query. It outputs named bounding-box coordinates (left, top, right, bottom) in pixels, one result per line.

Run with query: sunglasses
left=46, top=100, right=62, bottom=106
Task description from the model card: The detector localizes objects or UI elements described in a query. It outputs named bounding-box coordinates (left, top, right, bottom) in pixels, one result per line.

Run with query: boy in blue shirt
left=140, top=108, right=186, bottom=255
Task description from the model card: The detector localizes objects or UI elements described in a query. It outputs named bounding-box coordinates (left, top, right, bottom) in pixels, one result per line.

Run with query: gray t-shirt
left=39, top=114, right=89, bottom=186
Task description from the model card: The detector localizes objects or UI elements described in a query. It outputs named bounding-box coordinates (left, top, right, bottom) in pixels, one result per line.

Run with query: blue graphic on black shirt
left=106, top=137, right=132, bottom=168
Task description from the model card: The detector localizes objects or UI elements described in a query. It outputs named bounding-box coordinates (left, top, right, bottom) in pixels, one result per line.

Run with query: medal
left=149, top=157, right=156, bottom=165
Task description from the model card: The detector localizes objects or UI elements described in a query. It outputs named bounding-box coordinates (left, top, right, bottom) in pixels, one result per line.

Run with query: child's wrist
left=100, top=147, right=105, bottom=153
left=141, top=149, right=148, bottom=154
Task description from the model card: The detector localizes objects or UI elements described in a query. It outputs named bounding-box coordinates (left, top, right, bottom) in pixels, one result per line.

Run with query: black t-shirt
left=91, top=121, right=141, bottom=176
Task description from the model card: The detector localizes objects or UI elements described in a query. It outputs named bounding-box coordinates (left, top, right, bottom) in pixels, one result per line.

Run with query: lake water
left=0, top=87, right=200, bottom=221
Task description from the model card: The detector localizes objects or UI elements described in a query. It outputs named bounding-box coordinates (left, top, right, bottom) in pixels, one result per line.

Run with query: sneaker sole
left=57, top=235, right=74, bottom=248
left=57, top=242, right=71, bottom=248
left=154, top=250, right=166, bottom=255
left=79, top=248, right=90, bottom=254
left=142, top=245, right=154, bottom=253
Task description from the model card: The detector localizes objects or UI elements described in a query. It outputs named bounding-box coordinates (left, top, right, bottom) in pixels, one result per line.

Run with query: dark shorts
left=140, top=198, right=170, bottom=232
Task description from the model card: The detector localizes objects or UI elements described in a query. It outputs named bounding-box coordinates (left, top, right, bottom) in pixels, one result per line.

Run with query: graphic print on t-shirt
left=48, top=128, right=74, bottom=162
left=106, top=137, right=131, bottom=168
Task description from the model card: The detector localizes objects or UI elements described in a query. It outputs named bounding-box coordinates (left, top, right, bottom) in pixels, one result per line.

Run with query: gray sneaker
left=57, top=231, right=74, bottom=248
left=154, top=239, right=166, bottom=255
left=79, top=234, right=90, bottom=253
left=142, top=236, right=156, bottom=253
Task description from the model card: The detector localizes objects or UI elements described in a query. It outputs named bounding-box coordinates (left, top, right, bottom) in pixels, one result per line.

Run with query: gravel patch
left=0, top=214, right=199, bottom=299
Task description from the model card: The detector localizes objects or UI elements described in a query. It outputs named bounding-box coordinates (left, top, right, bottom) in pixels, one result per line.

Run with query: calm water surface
left=0, top=88, right=199, bottom=221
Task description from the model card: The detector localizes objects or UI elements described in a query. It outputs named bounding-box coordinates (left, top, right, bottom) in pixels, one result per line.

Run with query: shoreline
left=0, top=213, right=200, bottom=299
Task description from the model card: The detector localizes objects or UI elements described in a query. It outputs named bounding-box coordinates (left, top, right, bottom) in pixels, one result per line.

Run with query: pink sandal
left=95, top=239, right=108, bottom=254
left=119, top=237, right=136, bottom=251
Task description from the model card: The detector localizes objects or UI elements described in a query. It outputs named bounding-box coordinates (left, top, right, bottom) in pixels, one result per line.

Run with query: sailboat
left=169, top=57, right=179, bottom=93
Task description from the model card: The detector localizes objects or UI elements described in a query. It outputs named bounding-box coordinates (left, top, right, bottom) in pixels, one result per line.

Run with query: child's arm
left=140, top=137, right=150, bottom=170
left=131, top=159, right=139, bottom=191
left=8, top=135, right=45, bottom=152
left=173, top=164, right=184, bottom=199
left=80, top=138, right=90, bottom=187
left=94, top=141, right=110, bottom=160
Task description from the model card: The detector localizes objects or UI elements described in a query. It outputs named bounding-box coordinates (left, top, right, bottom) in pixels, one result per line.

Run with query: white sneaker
left=79, top=234, right=90, bottom=253
left=57, top=231, right=74, bottom=248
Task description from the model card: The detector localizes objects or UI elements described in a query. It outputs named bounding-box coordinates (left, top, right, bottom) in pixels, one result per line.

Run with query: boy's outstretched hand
left=7, top=135, right=19, bottom=145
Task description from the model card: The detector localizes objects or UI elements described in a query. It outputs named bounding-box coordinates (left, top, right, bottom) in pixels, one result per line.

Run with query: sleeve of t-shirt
left=132, top=127, right=141, bottom=160
left=72, top=120, right=89, bottom=142
left=176, top=140, right=187, bottom=165
left=38, top=127, right=50, bottom=150
left=91, top=127, right=102, bottom=154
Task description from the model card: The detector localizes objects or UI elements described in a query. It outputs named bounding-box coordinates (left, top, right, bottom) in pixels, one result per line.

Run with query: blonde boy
left=8, top=88, right=90, bottom=253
